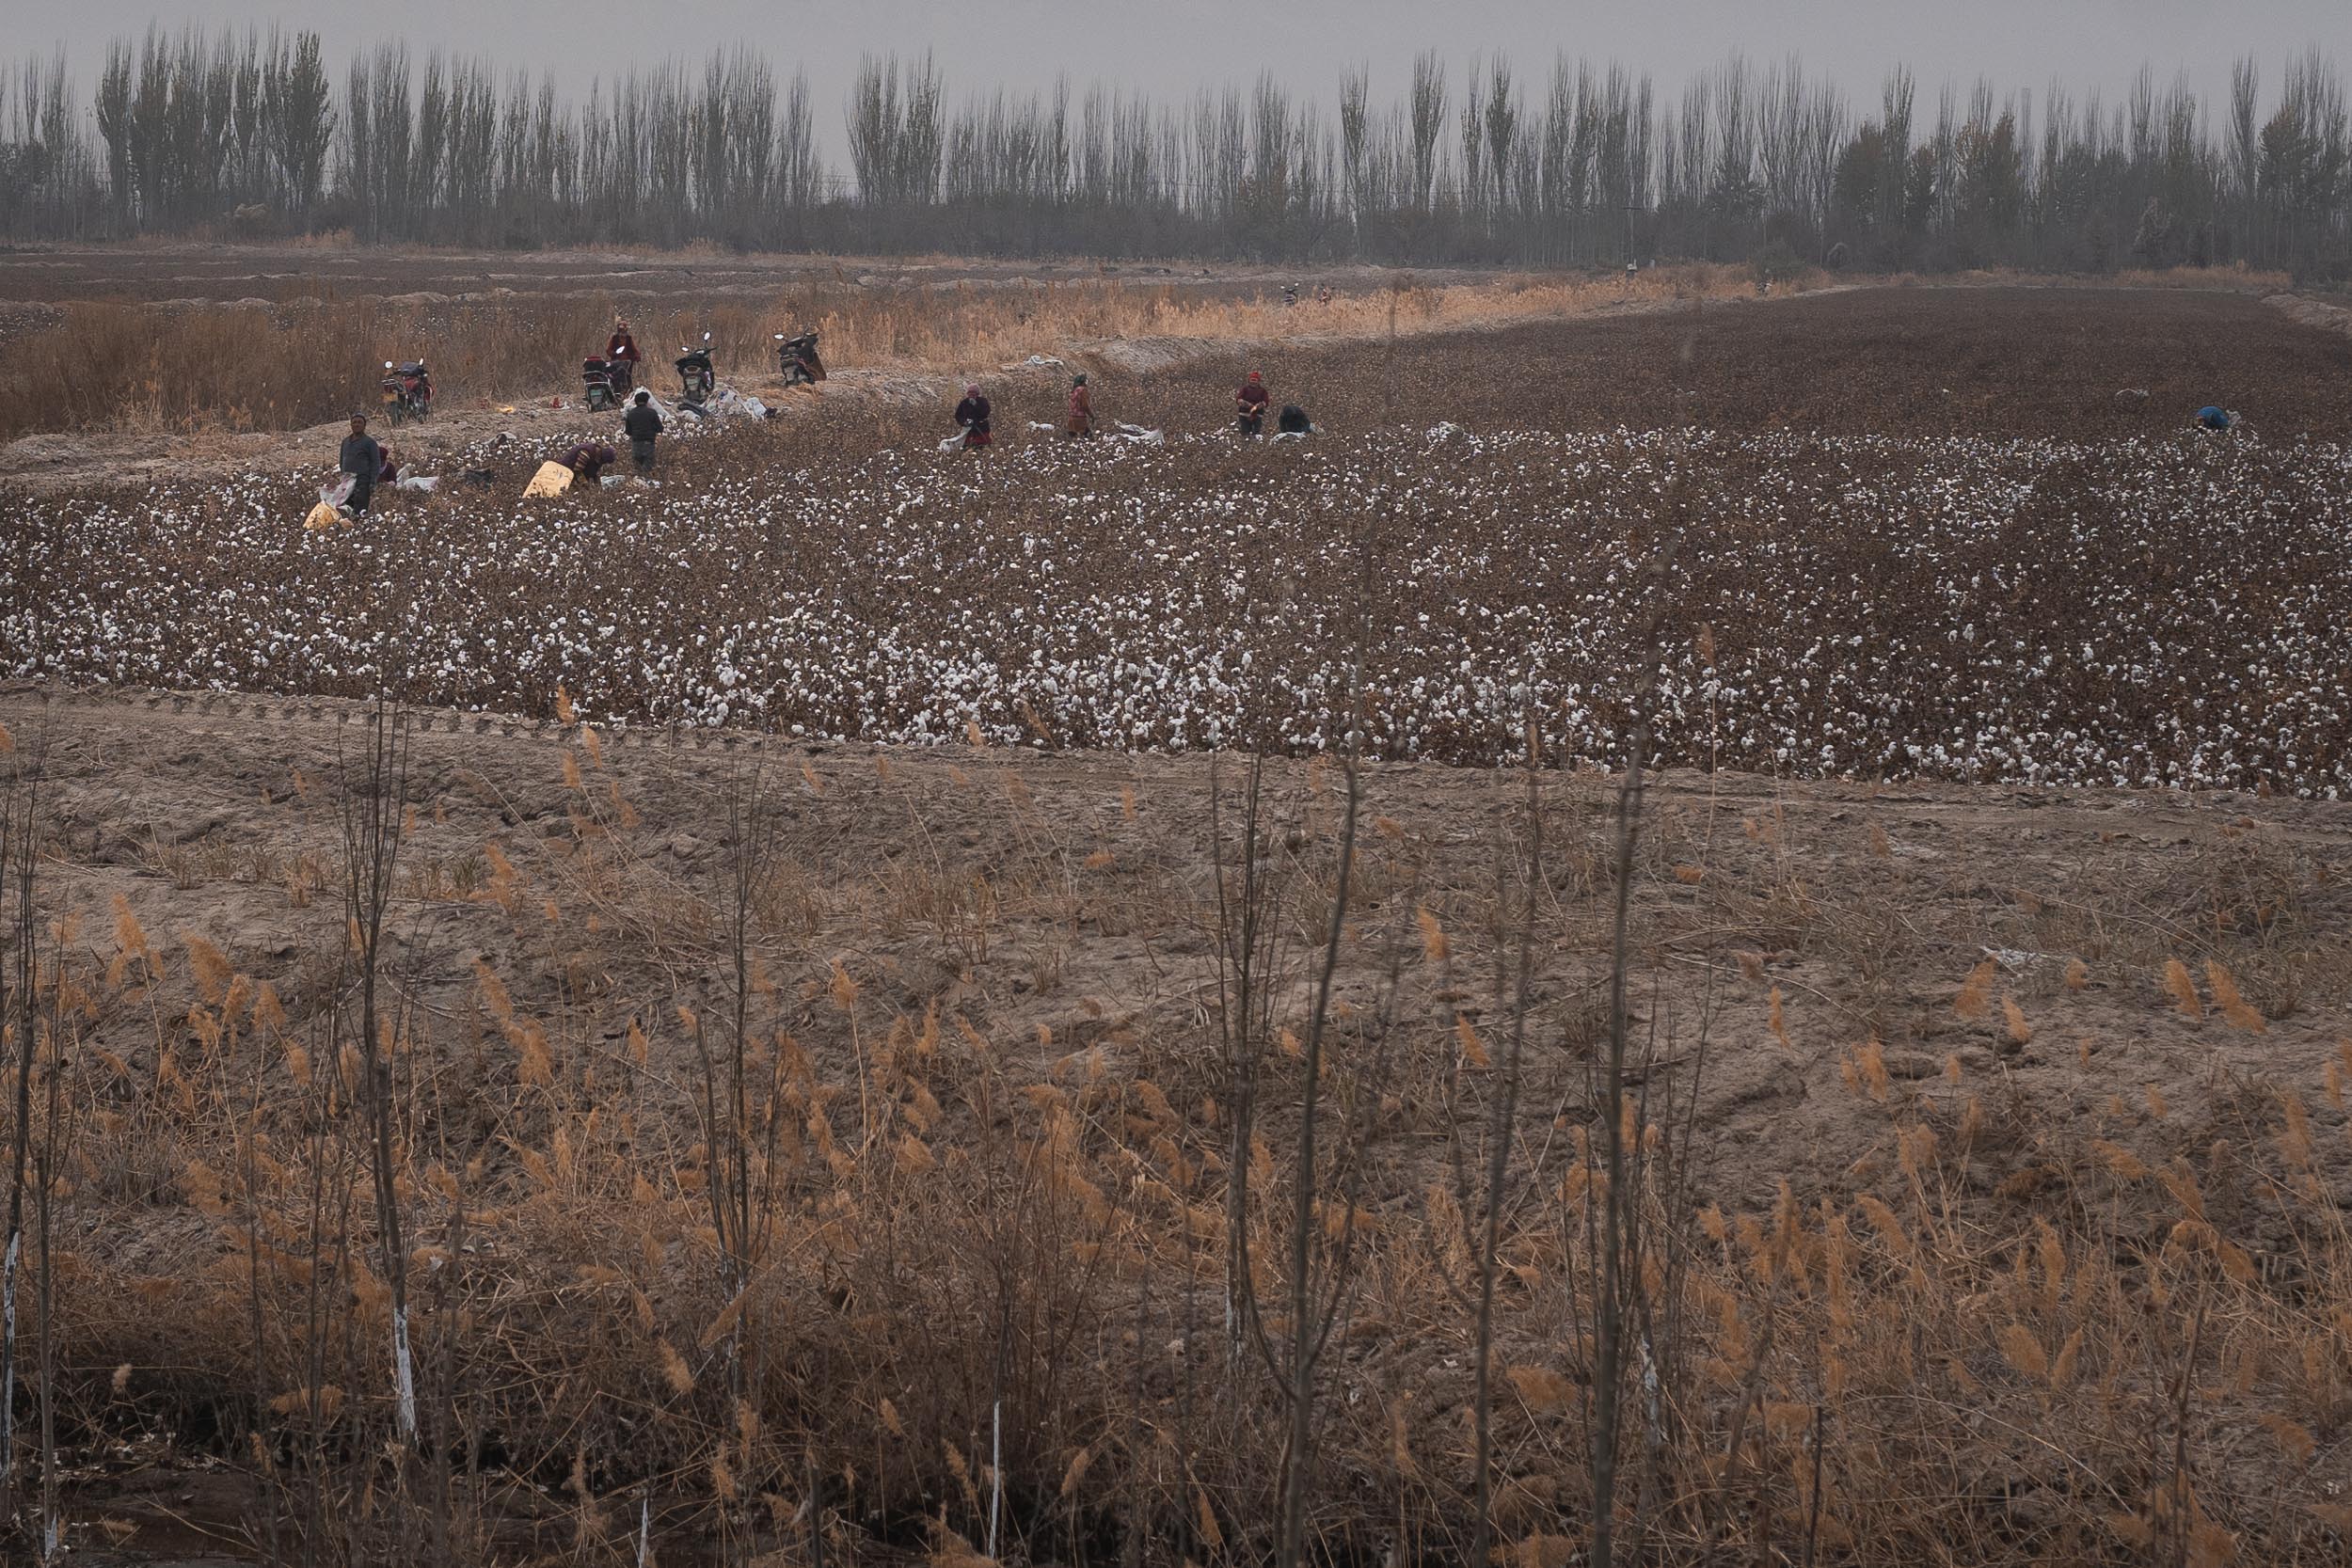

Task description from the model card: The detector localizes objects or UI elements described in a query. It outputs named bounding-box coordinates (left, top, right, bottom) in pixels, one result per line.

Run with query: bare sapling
left=1468, top=718, right=1545, bottom=1568
left=341, top=698, right=419, bottom=1448
left=1587, top=531, right=1686, bottom=1568
left=1275, top=653, right=1369, bottom=1568
left=690, top=761, right=794, bottom=1564
left=1588, top=718, right=1647, bottom=1568
left=1208, top=743, right=1284, bottom=1380
left=0, top=736, right=47, bottom=1550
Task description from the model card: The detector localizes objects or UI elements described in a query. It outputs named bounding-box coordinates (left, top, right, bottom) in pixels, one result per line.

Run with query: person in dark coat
left=1235, top=371, right=1269, bottom=436
left=1277, top=404, right=1311, bottom=435
left=564, top=441, right=619, bottom=483
left=955, top=384, right=993, bottom=449
left=623, top=390, right=663, bottom=469
left=339, top=414, right=382, bottom=514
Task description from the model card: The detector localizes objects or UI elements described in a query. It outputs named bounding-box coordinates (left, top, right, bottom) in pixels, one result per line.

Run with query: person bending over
left=955, top=384, right=993, bottom=450
left=564, top=441, right=619, bottom=483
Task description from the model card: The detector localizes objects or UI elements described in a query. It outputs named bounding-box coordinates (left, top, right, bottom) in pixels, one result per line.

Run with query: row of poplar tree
left=0, top=29, right=2345, bottom=279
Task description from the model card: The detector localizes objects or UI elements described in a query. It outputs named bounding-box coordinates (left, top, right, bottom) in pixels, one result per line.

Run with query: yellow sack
left=523, top=460, right=574, bottom=499
left=304, top=501, right=346, bottom=531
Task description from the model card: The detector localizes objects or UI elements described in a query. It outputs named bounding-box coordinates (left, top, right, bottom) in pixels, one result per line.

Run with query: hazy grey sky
left=27, top=1, right=2345, bottom=114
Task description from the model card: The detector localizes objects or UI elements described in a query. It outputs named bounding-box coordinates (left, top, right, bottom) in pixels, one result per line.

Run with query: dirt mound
left=2265, top=289, right=2352, bottom=339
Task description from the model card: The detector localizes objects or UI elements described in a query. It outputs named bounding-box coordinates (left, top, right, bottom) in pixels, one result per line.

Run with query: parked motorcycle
left=774, top=330, right=826, bottom=386
left=675, top=332, right=716, bottom=410
left=581, top=356, right=617, bottom=412
left=379, top=359, right=433, bottom=424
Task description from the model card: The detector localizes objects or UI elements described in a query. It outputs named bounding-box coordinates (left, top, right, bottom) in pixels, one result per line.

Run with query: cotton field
left=9, top=419, right=2351, bottom=795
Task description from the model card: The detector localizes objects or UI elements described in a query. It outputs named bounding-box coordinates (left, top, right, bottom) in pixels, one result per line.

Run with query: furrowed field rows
left=10, top=420, right=2352, bottom=794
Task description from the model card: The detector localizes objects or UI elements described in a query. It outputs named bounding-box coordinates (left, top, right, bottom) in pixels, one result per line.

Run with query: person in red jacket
left=1065, top=373, right=1096, bottom=438
left=605, top=318, right=641, bottom=393
left=1235, top=370, right=1269, bottom=436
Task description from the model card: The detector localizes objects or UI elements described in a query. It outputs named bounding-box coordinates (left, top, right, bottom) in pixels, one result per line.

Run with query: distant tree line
left=1, top=27, right=2346, bottom=281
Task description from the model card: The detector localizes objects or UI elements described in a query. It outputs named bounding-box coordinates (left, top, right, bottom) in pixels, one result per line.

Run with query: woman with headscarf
left=955, top=384, right=993, bottom=449
left=1235, top=370, right=1269, bottom=436
left=1065, top=373, right=1095, bottom=438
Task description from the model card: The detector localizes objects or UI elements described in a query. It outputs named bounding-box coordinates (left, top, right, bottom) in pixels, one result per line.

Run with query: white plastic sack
left=1006, top=354, right=1064, bottom=370
left=395, top=475, right=439, bottom=493
left=740, top=395, right=769, bottom=420
left=1027, top=420, right=1057, bottom=433
left=321, top=473, right=357, bottom=507
left=937, top=433, right=967, bottom=452
left=1114, top=426, right=1165, bottom=447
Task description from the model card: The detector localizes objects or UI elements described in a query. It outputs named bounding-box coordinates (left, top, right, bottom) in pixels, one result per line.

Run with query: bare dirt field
left=3, top=266, right=2351, bottom=1567
left=0, top=241, right=1441, bottom=311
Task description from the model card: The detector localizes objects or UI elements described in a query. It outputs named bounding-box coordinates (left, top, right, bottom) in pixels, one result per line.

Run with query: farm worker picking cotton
left=1235, top=371, right=1269, bottom=436
left=564, top=441, right=619, bottom=483
left=1066, top=373, right=1096, bottom=438
left=955, top=385, right=993, bottom=449
left=339, top=414, right=382, bottom=514
left=2197, top=404, right=2239, bottom=431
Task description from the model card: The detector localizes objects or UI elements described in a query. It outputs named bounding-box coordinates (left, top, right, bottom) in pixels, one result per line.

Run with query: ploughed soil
left=0, top=241, right=1468, bottom=310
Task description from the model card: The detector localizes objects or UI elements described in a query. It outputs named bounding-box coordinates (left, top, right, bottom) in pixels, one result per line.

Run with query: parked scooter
left=675, top=332, right=716, bottom=411
left=774, top=330, right=826, bottom=386
left=379, top=358, right=433, bottom=424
